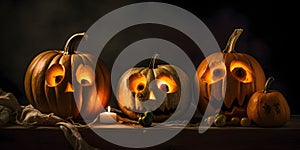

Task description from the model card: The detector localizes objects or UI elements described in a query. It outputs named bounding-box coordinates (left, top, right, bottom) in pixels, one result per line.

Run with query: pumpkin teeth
left=125, top=105, right=144, bottom=112
left=221, top=97, right=248, bottom=114
left=155, top=107, right=176, bottom=115
left=158, top=101, right=177, bottom=113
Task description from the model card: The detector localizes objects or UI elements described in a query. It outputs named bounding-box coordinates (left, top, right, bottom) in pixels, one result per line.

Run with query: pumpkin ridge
left=241, top=54, right=254, bottom=84
left=236, top=75, right=242, bottom=106
left=34, top=52, right=61, bottom=113
left=257, top=93, right=267, bottom=125
left=25, top=51, right=55, bottom=108
left=43, top=53, right=65, bottom=114
left=67, top=54, right=76, bottom=117
left=65, top=54, right=81, bottom=118
left=70, top=53, right=80, bottom=116
left=79, top=53, right=95, bottom=67
left=95, top=60, right=110, bottom=109
left=246, top=54, right=265, bottom=91
left=55, top=54, right=70, bottom=117
left=224, top=74, right=237, bottom=108
left=146, top=68, right=155, bottom=85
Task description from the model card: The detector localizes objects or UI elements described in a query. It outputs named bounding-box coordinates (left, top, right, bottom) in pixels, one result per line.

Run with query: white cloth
left=0, top=89, right=98, bottom=150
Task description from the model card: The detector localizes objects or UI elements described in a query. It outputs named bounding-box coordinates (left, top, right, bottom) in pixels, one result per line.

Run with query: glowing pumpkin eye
left=159, top=84, right=169, bottom=92
left=137, top=83, right=145, bottom=91
left=202, top=63, right=226, bottom=84
left=230, top=61, right=253, bottom=83
left=157, top=75, right=177, bottom=93
left=129, top=74, right=147, bottom=93
left=46, top=64, right=65, bottom=87
left=76, top=64, right=94, bottom=86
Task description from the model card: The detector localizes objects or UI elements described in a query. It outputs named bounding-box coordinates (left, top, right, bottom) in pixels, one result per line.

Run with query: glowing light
left=65, top=82, right=74, bottom=92
left=202, top=63, right=226, bottom=84
left=129, top=74, right=147, bottom=92
left=46, top=64, right=65, bottom=87
left=230, top=61, right=253, bottom=83
left=157, top=75, right=177, bottom=93
left=108, top=105, right=111, bottom=112
left=149, top=91, right=156, bottom=100
left=76, top=64, right=94, bottom=86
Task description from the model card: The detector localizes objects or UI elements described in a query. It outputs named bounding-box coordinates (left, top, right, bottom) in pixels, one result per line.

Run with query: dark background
left=0, top=0, right=298, bottom=114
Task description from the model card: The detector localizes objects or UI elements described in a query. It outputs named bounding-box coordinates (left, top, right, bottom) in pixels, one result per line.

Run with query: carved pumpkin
left=116, top=55, right=189, bottom=122
left=247, top=77, right=290, bottom=127
left=196, top=29, right=266, bottom=119
left=24, top=32, right=111, bottom=121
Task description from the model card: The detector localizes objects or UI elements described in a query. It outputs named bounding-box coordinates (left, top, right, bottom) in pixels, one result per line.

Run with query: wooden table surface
left=1, top=115, right=300, bottom=150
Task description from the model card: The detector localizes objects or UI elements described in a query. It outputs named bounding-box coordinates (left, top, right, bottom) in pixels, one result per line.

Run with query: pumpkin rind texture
left=196, top=29, right=266, bottom=119
left=116, top=57, right=191, bottom=123
left=247, top=77, right=290, bottom=127
left=24, top=32, right=111, bottom=121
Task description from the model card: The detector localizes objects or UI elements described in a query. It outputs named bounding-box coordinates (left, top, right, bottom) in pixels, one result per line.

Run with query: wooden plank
left=1, top=115, right=300, bottom=150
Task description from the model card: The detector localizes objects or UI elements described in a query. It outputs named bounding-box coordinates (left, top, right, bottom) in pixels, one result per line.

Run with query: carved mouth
left=152, top=107, right=176, bottom=115
left=124, top=103, right=176, bottom=114
left=221, top=97, right=248, bottom=111
left=203, top=96, right=249, bottom=118
left=221, top=97, right=249, bottom=118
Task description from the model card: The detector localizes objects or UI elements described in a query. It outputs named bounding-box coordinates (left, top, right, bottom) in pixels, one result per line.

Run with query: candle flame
left=108, top=106, right=111, bottom=112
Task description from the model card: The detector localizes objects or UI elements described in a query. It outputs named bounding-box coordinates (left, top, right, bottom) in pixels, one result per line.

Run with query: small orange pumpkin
left=196, top=28, right=266, bottom=119
left=24, top=32, right=111, bottom=121
left=247, top=77, right=290, bottom=127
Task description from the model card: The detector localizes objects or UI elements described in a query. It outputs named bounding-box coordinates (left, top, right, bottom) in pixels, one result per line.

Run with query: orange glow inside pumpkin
left=202, top=63, right=226, bottom=84
left=157, top=75, right=177, bottom=93
left=46, top=64, right=95, bottom=93
left=128, top=74, right=178, bottom=94
left=129, top=74, right=147, bottom=93
left=46, top=64, right=65, bottom=87
left=65, top=82, right=74, bottom=92
left=149, top=91, right=156, bottom=100
left=230, top=61, right=253, bottom=83
left=76, top=64, right=94, bottom=86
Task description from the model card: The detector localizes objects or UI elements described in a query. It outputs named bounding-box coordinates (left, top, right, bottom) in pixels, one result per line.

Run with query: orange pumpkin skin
left=196, top=29, right=266, bottom=119
left=24, top=33, right=111, bottom=121
left=247, top=77, right=290, bottom=127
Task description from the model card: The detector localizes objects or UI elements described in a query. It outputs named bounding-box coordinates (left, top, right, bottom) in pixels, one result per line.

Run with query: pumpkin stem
left=149, top=53, right=160, bottom=69
left=263, top=76, right=275, bottom=93
left=63, top=32, right=86, bottom=54
left=223, top=28, right=243, bottom=53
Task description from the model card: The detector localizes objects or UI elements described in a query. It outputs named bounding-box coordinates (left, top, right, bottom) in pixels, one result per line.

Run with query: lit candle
left=99, top=106, right=117, bottom=124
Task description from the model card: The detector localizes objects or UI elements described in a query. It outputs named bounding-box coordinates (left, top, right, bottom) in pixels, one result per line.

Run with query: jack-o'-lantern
left=247, top=77, right=290, bottom=127
left=24, top=32, right=111, bottom=121
left=196, top=29, right=266, bottom=119
left=116, top=55, right=189, bottom=122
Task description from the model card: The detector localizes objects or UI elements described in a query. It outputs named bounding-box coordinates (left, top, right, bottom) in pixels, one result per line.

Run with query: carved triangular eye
left=76, top=64, right=94, bottom=86
left=129, top=73, right=147, bottom=93
left=230, top=61, right=253, bottom=83
left=201, top=62, right=226, bottom=84
left=45, top=64, right=65, bottom=87
left=156, top=74, right=177, bottom=93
